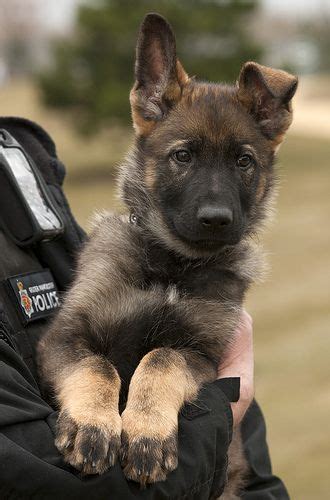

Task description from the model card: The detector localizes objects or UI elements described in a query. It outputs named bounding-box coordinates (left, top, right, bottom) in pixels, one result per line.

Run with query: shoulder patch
left=7, top=269, right=60, bottom=324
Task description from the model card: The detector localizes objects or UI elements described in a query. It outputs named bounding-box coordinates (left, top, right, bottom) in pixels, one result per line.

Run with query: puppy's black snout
left=197, top=206, right=233, bottom=229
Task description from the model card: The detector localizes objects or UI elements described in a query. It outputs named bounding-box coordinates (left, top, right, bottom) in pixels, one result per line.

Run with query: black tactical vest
left=0, top=117, right=86, bottom=378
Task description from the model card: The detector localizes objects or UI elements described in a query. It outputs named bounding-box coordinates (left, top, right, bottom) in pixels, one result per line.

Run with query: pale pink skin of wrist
left=217, top=310, right=254, bottom=426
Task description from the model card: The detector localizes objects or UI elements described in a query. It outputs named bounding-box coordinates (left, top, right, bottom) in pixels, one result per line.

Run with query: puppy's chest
left=141, top=247, right=244, bottom=303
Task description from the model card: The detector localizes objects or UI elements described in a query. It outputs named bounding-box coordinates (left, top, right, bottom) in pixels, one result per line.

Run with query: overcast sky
left=41, top=0, right=80, bottom=32
left=263, top=0, right=330, bottom=14
left=45, top=0, right=330, bottom=32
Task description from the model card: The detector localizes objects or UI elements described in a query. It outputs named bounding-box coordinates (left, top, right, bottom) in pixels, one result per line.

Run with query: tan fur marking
left=165, top=139, right=191, bottom=154
left=238, top=61, right=297, bottom=100
left=237, top=61, right=297, bottom=145
left=271, top=131, right=286, bottom=152
left=54, top=356, right=122, bottom=474
left=130, top=102, right=157, bottom=137
left=164, top=80, right=181, bottom=102
left=176, top=59, right=189, bottom=86
left=122, top=349, right=198, bottom=440
left=256, top=172, right=266, bottom=203
left=145, top=158, right=157, bottom=189
left=130, top=58, right=189, bottom=137
left=120, top=348, right=204, bottom=484
left=58, top=357, right=121, bottom=428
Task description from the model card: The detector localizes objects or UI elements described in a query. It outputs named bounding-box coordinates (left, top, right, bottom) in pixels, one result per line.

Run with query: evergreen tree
left=38, top=0, right=262, bottom=132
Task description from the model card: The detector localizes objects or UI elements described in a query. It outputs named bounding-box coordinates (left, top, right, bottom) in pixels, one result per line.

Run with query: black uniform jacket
left=0, top=117, right=289, bottom=499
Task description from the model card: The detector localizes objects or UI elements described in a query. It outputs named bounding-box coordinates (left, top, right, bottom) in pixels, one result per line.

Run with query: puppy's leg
left=120, top=347, right=215, bottom=485
left=54, top=355, right=122, bottom=475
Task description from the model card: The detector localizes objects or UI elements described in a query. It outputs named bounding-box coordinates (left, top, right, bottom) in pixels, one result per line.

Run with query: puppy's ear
left=130, top=13, right=189, bottom=136
left=238, top=62, right=298, bottom=147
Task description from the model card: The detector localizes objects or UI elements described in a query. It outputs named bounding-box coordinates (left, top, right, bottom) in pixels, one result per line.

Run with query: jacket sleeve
left=240, top=401, right=290, bottom=500
left=0, top=340, right=232, bottom=500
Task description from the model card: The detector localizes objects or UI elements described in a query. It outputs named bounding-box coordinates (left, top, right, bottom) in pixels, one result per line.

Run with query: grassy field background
left=0, top=79, right=329, bottom=499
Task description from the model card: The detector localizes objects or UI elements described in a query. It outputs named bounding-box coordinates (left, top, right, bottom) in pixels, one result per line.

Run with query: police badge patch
left=17, top=281, right=34, bottom=319
left=7, top=269, right=60, bottom=324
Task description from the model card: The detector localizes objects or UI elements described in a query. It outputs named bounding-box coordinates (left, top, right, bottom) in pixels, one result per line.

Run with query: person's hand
left=217, top=310, right=254, bottom=426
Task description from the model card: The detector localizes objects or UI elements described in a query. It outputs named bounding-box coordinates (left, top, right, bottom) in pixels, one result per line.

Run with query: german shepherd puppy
left=38, top=13, right=297, bottom=496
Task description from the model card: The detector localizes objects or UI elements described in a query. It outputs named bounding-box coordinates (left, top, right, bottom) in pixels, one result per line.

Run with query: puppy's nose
left=197, top=206, right=233, bottom=229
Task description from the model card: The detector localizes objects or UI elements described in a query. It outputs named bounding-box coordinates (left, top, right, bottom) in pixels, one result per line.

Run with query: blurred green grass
left=1, top=79, right=329, bottom=499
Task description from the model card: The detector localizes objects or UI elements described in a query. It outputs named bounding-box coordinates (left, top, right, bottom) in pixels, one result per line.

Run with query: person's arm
left=218, top=310, right=290, bottom=499
left=218, top=310, right=254, bottom=426
left=0, top=339, right=233, bottom=500
left=241, top=400, right=290, bottom=500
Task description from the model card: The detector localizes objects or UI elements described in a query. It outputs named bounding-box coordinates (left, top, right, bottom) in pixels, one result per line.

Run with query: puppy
left=38, top=13, right=297, bottom=496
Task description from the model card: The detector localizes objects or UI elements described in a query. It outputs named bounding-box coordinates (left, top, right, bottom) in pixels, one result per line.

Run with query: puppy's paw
left=120, top=409, right=178, bottom=485
left=55, top=410, right=122, bottom=475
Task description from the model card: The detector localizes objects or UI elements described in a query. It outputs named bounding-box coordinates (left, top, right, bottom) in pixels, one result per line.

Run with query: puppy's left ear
left=130, top=13, right=189, bottom=136
left=238, top=62, right=298, bottom=147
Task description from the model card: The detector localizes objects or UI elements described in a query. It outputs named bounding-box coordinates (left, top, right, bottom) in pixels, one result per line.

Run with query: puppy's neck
left=130, top=213, right=265, bottom=286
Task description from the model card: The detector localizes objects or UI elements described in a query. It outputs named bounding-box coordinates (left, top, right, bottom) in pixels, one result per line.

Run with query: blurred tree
left=304, top=16, right=330, bottom=73
left=38, top=0, right=262, bottom=132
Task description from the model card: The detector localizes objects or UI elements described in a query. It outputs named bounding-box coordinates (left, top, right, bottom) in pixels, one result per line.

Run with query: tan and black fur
left=38, top=13, right=297, bottom=496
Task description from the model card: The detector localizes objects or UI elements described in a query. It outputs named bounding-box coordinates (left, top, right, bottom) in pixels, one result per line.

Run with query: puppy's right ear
left=130, top=13, right=189, bottom=136
left=238, top=62, right=298, bottom=149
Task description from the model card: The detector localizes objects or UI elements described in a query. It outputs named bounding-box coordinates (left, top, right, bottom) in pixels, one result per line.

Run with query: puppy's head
left=120, top=13, right=298, bottom=257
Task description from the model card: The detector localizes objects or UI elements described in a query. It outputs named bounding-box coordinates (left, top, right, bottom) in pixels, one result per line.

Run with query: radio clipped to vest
left=0, top=129, right=64, bottom=246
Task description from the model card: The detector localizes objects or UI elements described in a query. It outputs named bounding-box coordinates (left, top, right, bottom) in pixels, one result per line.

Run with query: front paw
left=55, top=410, right=122, bottom=475
left=120, top=409, right=178, bottom=485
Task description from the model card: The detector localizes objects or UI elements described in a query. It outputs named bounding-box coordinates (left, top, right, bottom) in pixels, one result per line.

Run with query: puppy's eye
left=237, top=154, right=253, bottom=170
left=173, top=150, right=192, bottom=163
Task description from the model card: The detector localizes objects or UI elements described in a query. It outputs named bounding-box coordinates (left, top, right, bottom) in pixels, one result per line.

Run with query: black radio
left=0, top=129, right=64, bottom=246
